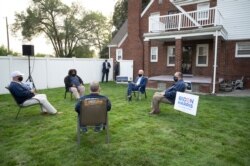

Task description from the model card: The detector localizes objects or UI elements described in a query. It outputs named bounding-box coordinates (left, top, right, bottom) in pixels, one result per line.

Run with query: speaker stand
left=26, top=55, right=36, bottom=90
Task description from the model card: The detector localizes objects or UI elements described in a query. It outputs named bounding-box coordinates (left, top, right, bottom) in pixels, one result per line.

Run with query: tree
left=0, top=45, right=18, bottom=56
left=12, top=0, right=109, bottom=58
left=73, top=45, right=95, bottom=58
left=112, top=0, right=151, bottom=36
left=83, top=12, right=112, bottom=58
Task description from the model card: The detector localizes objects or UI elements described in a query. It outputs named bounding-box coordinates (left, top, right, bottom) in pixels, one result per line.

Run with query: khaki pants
left=23, top=94, right=57, bottom=114
left=151, top=92, right=172, bottom=112
left=70, top=85, right=85, bottom=99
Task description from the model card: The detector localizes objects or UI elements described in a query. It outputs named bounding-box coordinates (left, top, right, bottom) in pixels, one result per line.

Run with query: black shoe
left=94, top=126, right=102, bottom=132
left=80, top=127, right=88, bottom=133
left=127, top=95, right=132, bottom=101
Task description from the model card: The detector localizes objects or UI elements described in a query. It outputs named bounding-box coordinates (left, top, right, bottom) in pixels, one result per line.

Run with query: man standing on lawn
left=150, top=72, right=186, bottom=114
left=8, top=71, right=59, bottom=115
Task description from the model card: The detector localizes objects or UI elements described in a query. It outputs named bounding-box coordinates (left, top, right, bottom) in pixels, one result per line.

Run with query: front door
left=182, top=46, right=192, bottom=74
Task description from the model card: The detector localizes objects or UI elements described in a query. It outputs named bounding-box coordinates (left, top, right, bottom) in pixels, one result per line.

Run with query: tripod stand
left=26, top=55, right=36, bottom=90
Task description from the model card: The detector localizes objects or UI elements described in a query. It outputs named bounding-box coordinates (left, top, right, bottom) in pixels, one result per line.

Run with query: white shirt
left=136, top=77, right=142, bottom=86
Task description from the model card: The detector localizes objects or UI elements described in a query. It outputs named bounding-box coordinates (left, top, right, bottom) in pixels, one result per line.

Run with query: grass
left=0, top=82, right=249, bottom=166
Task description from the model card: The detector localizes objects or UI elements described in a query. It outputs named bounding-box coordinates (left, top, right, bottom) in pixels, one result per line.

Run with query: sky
left=0, top=0, right=117, bottom=55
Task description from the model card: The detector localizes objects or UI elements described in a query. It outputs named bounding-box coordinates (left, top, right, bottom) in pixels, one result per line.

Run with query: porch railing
left=149, top=7, right=223, bottom=32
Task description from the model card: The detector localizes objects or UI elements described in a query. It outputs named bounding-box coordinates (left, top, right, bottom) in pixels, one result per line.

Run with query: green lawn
left=0, top=82, right=249, bottom=166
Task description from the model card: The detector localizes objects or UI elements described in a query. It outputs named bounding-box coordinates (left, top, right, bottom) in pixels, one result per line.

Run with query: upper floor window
left=235, top=42, right=250, bottom=58
left=167, top=46, right=175, bottom=66
left=196, top=44, right=208, bottom=67
left=197, top=2, right=209, bottom=21
left=116, top=49, right=123, bottom=61
left=151, top=47, right=158, bottom=62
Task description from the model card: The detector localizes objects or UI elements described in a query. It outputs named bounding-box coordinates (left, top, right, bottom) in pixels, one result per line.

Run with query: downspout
left=212, top=30, right=218, bottom=94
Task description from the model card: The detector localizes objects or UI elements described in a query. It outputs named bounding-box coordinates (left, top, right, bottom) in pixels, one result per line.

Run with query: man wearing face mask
left=8, top=71, right=59, bottom=115
left=150, top=72, right=186, bottom=114
left=127, top=69, right=147, bottom=101
left=64, top=69, right=85, bottom=99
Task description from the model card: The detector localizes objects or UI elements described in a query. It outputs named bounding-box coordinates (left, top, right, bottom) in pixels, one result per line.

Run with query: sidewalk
left=216, top=89, right=250, bottom=97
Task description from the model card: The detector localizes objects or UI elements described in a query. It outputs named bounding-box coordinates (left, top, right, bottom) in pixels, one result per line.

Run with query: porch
left=148, top=7, right=224, bottom=33
left=148, top=75, right=224, bottom=93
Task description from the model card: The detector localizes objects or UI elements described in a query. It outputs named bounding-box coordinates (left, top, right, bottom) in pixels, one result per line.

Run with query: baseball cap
left=11, top=71, right=24, bottom=78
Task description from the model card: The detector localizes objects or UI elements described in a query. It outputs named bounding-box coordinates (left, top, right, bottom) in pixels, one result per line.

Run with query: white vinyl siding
left=116, top=49, right=123, bottom=61
left=217, top=0, right=250, bottom=40
left=167, top=46, right=175, bottom=66
left=150, top=47, right=158, bottom=62
left=235, top=42, right=250, bottom=58
left=196, top=44, right=208, bottom=67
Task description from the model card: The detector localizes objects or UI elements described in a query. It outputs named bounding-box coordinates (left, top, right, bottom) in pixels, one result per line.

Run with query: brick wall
left=222, top=40, right=250, bottom=88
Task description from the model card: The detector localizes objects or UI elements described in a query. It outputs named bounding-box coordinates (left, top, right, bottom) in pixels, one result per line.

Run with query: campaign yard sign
left=174, top=92, right=199, bottom=116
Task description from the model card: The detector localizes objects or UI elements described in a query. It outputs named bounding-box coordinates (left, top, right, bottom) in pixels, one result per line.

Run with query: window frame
left=235, top=42, right=250, bottom=58
left=197, top=2, right=210, bottom=21
left=116, top=48, right=123, bottom=61
left=196, top=44, right=209, bottom=67
left=150, top=47, right=158, bottom=62
left=167, top=46, right=175, bottom=66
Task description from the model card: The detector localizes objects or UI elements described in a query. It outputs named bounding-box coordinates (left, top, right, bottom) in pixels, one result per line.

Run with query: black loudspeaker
left=22, top=45, right=34, bottom=56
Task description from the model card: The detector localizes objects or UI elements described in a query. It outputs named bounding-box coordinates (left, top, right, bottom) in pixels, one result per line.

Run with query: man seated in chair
left=75, top=81, right=111, bottom=132
left=8, top=71, right=59, bottom=115
left=64, top=69, right=85, bottom=99
left=126, top=69, right=147, bottom=101
left=150, top=72, right=186, bottom=115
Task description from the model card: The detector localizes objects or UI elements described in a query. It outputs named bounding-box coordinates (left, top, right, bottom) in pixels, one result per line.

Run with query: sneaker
left=80, top=127, right=88, bottom=133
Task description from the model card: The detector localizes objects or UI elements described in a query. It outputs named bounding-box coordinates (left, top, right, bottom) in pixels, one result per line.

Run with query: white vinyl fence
left=0, top=56, right=113, bottom=94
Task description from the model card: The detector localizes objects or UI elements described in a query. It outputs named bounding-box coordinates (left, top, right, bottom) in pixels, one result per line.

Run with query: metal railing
left=149, top=7, right=223, bottom=32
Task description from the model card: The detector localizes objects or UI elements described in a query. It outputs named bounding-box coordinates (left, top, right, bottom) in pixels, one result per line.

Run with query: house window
left=167, top=46, right=175, bottom=66
left=196, top=44, right=208, bottom=67
left=149, top=12, right=164, bottom=32
left=116, top=49, right=123, bottom=61
left=197, top=2, right=209, bottom=21
left=150, top=47, right=158, bottom=62
left=235, top=42, right=250, bottom=58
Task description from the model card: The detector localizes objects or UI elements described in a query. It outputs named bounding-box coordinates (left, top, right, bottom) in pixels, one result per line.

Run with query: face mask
left=72, top=73, right=76, bottom=76
left=173, top=76, right=178, bottom=82
left=138, top=74, right=142, bottom=77
left=18, top=76, right=23, bottom=82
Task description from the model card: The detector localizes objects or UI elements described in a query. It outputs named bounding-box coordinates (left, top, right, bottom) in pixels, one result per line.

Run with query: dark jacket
left=64, top=75, right=83, bottom=91
left=102, top=61, right=111, bottom=72
left=164, top=79, right=186, bottom=104
left=75, top=93, right=111, bottom=115
left=9, top=81, right=35, bottom=104
left=134, top=76, right=147, bottom=93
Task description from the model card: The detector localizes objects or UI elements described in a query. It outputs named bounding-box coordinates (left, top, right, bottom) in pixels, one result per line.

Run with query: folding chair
left=77, top=98, right=109, bottom=145
left=132, top=77, right=148, bottom=100
left=5, top=87, right=43, bottom=119
left=64, top=77, right=73, bottom=100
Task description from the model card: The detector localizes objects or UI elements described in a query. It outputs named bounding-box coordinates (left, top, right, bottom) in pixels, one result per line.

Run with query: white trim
left=150, top=47, right=158, bottom=62
left=167, top=46, right=175, bottom=66
left=108, top=44, right=117, bottom=47
left=212, top=30, right=218, bottom=94
left=235, top=42, right=250, bottom=58
left=118, top=33, right=128, bottom=48
left=196, top=44, right=209, bottom=67
left=141, top=0, right=154, bottom=17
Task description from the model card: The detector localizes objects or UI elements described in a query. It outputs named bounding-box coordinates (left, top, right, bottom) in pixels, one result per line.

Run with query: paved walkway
left=216, top=89, right=250, bottom=97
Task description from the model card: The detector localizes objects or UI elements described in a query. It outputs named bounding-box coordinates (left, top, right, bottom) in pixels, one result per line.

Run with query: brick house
left=108, top=0, right=250, bottom=93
